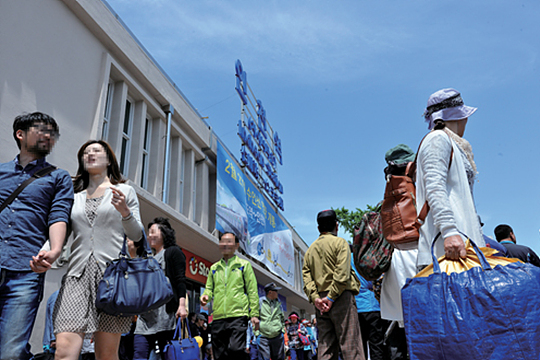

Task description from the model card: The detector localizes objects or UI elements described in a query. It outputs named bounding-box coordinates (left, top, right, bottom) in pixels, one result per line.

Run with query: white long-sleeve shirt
left=415, top=130, right=484, bottom=267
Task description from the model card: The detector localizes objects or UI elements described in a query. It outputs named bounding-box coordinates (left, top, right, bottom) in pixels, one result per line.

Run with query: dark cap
left=264, top=282, right=281, bottom=292
left=385, top=144, right=415, bottom=166
left=317, top=209, right=337, bottom=227
left=196, top=313, right=206, bottom=321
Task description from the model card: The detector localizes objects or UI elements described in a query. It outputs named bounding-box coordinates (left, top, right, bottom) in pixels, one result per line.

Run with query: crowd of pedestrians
left=2, top=86, right=540, bottom=360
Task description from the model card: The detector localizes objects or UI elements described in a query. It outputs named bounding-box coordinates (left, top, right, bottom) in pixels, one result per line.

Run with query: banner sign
left=216, top=142, right=294, bottom=285
left=235, top=59, right=284, bottom=210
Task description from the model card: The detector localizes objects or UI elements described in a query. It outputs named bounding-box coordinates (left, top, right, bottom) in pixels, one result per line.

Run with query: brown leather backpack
left=380, top=132, right=453, bottom=247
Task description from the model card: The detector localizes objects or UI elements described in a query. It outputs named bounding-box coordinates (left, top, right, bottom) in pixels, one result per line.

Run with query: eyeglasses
left=31, top=124, right=60, bottom=139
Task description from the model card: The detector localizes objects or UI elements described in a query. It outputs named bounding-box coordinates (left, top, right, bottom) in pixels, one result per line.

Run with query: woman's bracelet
left=122, top=212, right=133, bottom=221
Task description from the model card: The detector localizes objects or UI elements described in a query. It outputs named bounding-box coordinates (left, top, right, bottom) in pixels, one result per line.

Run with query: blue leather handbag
left=402, top=234, right=540, bottom=360
left=95, top=232, right=173, bottom=316
left=164, top=318, right=201, bottom=360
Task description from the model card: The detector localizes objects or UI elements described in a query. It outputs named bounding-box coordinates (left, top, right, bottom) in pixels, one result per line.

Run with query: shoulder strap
left=414, top=131, right=453, bottom=225
left=0, top=165, right=57, bottom=214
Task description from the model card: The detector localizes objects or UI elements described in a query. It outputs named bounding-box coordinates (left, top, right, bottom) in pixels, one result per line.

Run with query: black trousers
left=358, top=311, right=391, bottom=360
left=211, top=316, right=249, bottom=360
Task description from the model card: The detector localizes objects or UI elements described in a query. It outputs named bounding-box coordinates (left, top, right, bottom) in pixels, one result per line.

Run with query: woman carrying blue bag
left=53, top=140, right=144, bottom=360
left=133, top=217, right=188, bottom=360
left=416, top=87, right=485, bottom=268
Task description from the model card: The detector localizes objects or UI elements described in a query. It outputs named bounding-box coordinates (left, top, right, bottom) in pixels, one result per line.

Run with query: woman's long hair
left=148, top=217, right=177, bottom=249
left=72, top=140, right=125, bottom=193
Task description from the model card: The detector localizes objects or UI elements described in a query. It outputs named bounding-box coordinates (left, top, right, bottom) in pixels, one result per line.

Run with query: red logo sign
left=183, top=249, right=212, bottom=284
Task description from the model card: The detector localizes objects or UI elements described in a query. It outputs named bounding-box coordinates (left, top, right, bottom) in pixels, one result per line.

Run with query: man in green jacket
left=258, top=282, right=285, bottom=360
left=201, top=232, right=260, bottom=360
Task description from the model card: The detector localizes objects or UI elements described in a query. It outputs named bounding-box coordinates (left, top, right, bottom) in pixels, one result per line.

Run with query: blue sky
left=105, top=0, right=540, bottom=252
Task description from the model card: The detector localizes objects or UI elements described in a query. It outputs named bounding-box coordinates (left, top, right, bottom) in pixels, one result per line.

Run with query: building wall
left=0, top=0, right=312, bottom=353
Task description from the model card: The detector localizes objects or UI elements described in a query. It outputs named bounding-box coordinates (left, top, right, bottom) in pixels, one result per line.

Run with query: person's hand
left=251, top=317, right=260, bottom=330
left=321, top=297, right=333, bottom=312
left=315, top=297, right=332, bottom=315
left=245, top=347, right=250, bottom=354
left=200, top=294, right=209, bottom=306
left=110, top=187, right=130, bottom=218
left=30, top=249, right=60, bottom=273
left=176, top=304, right=188, bottom=320
left=444, top=235, right=467, bottom=260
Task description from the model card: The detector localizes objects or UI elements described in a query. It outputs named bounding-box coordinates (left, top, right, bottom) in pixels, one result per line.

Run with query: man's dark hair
left=494, top=224, right=513, bottom=242
left=318, top=220, right=336, bottom=233
left=148, top=217, right=177, bottom=248
left=219, top=231, right=239, bottom=243
left=13, top=112, right=59, bottom=149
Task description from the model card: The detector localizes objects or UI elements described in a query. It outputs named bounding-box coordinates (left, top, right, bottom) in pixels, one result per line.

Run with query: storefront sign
left=184, top=249, right=213, bottom=284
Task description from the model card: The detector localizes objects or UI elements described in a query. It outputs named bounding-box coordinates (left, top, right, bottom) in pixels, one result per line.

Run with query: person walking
left=258, top=282, right=285, bottom=360
left=0, top=112, right=74, bottom=360
left=133, top=217, right=187, bottom=359
left=53, top=140, right=143, bottom=360
left=416, top=88, right=485, bottom=267
left=200, top=232, right=259, bottom=360
left=351, top=255, right=390, bottom=360
left=303, top=210, right=365, bottom=360
left=286, top=313, right=305, bottom=360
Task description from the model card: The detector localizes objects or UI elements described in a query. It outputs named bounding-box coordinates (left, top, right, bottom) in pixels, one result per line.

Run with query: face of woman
left=148, top=224, right=164, bottom=252
left=446, top=118, right=468, bottom=137
left=83, top=143, right=109, bottom=175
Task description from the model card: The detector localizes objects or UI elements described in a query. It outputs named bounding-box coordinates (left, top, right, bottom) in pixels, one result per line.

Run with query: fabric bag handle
left=172, top=318, right=193, bottom=341
left=120, top=230, right=152, bottom=258
left=431, top=232, right=491, bottom=273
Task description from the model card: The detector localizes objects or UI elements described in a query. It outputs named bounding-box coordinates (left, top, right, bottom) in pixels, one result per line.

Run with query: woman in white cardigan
left=53, top=140, right=143, bottom=360
left=381, top=88, right=484, bottom=327
left=416, top=88, right=484, bottom=268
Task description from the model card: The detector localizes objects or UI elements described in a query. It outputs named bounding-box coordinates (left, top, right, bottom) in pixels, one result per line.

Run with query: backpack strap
left=414, top=131, right=454, bottom=226
left=0, top=165, right=57, bottom=214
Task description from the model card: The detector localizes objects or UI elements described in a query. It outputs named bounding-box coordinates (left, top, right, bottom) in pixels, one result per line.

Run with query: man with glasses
left=0, top=112, right=74, bottom=360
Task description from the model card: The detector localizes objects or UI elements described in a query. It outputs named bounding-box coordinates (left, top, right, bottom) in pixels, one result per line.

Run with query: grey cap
left=385, top=144, right=415, bottom=166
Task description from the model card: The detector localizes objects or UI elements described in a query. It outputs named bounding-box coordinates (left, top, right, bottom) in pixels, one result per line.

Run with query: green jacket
left=202, top=255, right=259, bottom=320
left=259, top=296, right=284, bottom=338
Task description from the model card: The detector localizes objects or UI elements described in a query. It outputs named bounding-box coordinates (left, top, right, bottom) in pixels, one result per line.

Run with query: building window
left=120, top=98, right=133, bottom=175
left=140, top=117, right=152, bottom=189
left=101, top=81, right=114, bottom=141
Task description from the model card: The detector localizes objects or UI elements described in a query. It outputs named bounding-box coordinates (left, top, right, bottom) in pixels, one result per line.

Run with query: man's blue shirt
left=0, top=157, right=74, bottom=271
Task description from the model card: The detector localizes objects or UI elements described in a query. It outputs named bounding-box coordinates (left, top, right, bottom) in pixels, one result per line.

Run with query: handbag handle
left=120, top=230, right=152, bottom=258
left=431, top=232, right=491, bottom=274
left=172, top=317, right=193, bottom=341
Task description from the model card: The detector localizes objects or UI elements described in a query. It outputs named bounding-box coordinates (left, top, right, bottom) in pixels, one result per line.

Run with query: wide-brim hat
left=424, top=88, right=477, bottom=129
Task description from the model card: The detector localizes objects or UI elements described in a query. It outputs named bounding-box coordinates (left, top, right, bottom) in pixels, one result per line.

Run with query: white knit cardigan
left=415, top=130, right=484, bottom=267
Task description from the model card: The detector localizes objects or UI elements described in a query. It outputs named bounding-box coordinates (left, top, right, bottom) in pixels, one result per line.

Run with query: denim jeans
left=0, top=269, right=45, bottom=360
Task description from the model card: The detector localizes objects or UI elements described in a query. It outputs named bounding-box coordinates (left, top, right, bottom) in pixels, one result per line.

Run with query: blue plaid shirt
left=0, top=157, right=73, bottom=271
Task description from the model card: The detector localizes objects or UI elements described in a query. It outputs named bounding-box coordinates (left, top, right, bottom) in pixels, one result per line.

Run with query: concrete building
left=0, top=0, right=312, bottom=353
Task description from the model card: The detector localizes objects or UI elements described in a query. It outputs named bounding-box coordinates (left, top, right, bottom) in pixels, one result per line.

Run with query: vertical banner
left=216, top=142, right=294, bottom=285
